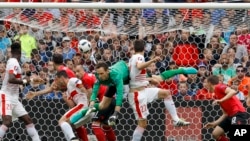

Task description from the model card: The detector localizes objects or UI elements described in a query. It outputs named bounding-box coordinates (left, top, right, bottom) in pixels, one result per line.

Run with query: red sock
left=75, top=126, right=89, bottom=141
left=103, top=126, right=116, bottom=141
left=217, top=135, right=229, bottom=141
left=92, top=124, right=106, bottom=141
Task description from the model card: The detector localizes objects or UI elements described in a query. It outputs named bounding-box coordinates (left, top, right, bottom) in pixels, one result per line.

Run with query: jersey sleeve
left=83, top=74, right=95, bottom=89
left=136, top=54, right=145, bottom=64
left=111, top=71, right=124, bottom=106
left=7, top=60, right=19, bottom=75
left=90, top=79, right=100, bottom=102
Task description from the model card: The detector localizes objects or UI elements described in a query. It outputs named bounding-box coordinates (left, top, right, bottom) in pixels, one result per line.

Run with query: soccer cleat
left=182, top=67, right=198, bottom=74
left=173, top=119, right=190, bottom=127
left=86, top=106, right=96, bottom=116
left=70, top=137, right=79, bottom=141
left=108, top=115, right=118, bottom=126
left=74, top=113, right=94, bottom=128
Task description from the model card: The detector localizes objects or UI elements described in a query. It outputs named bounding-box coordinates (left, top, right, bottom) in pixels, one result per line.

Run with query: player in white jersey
left=128, top=40, right=190, bottom=141
left=54, top=70, right=89, bottom=141
left=0, top=42, right=41, bottom=141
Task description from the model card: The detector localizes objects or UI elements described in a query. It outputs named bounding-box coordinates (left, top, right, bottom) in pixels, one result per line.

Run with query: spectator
left=0, top=25, right=11, bottom=62
left=206, top=35, right=224, bottom=64
left=228, top=65, right=250, bottom=97
left=61, top=36, right=76, bottom=61
left=186, top=74, right=203, bottom=95
left=212, top=53, right=236, bottom=84
left=220, top=17, right=235, bottom=44
left=31, top=49, right=46, bottom=72
left=14, top=24, right=37, bottom=63
left=222, top=34, right=248, bottom=65
left=43, top=29, right=57, bottom=51
left=172, top=29, right=199, bottom=67
left=236, top=23, right=250, bottom=54
left=198, top=48, right=215, bottom=71
left=38, top=39, right=53, bottom=63
left=230, top=80, right=245, bottom=100
left=174, top=82, right=195, bottom=100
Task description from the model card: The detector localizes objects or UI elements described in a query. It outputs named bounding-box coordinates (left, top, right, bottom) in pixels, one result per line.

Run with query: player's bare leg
left=158, top=89, right=190, bottom=127
left=132, top=119, right=147, bottom=141
left=0, top=115, right=12, bottom=140
left=19, top=115, right=41, bottom=141
left=212, top=126, right=229, bottom=141
left=59, top=115, right=78, bottom=141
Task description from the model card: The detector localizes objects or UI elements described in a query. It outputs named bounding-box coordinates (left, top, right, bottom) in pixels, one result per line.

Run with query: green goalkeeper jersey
left=90, top=61, right=129, bottom=106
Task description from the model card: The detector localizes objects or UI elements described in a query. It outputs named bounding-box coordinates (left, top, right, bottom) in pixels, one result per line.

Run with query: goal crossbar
left=0, top=2, right=249, bottom=9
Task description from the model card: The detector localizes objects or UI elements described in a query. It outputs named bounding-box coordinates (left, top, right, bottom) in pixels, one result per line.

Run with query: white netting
left=0, top=2, right=249, bottom=141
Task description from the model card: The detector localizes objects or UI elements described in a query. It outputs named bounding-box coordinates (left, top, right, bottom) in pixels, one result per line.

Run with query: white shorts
left=64, top=104, right=86, bottom=119
left=0, top=93, right=28, bottom=119
left=128, top=88, right=159, bottom=120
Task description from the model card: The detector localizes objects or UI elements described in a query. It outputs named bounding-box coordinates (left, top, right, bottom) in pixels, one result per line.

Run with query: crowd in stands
left=0, top=7, right=250, bottom=102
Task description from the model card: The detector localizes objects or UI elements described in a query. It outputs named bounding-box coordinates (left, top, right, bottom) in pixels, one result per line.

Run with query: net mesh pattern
left=0, top=7, right=249, bottom=141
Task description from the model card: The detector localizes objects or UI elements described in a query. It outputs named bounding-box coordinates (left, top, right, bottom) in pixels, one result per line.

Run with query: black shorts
left=104, top=86, right=116, bottom=98
left=92, top=99, right=116, bottom=124
left=218, top=112, right=249, bottom=133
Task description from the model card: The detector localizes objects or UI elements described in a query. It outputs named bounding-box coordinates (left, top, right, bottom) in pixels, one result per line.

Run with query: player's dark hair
left=95, top=61, right=109, bottom=71
left=11, top=42, right=21, bottom=54
left=207, top=75, right=219, bottom=85
left=133, top=39, right=145, bottom=53
left=53, top=53, right=63, bottom=65
left=56, top=70, right=68, bottom=78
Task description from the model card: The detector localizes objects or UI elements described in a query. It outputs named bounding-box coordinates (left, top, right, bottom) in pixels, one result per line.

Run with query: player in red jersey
left=26, top=54, right=88, bottom=141
left=75, top=65, right=116, bottom=141
left=204, top=75, right=249, bottom=141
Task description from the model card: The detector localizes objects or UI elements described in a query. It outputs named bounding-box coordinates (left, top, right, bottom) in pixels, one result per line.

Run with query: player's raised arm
left=113, top=74, right=124, bottom=112
left=90, top=81, right=100, bottom=105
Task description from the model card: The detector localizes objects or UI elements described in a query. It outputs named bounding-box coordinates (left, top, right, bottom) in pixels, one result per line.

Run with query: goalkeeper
left=70, top=60, right=198, bottom=127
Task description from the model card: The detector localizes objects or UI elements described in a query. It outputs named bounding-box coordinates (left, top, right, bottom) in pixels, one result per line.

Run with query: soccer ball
left=78, top=39, right=91, bottom=53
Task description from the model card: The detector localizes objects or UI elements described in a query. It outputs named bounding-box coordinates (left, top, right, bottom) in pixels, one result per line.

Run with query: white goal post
left=0, top=2, right=248, bottom=9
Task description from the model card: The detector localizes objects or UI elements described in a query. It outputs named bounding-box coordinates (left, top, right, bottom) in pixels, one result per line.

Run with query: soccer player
left=26, top=53, right=88, bottom=141
left=0, top=42, right=40, bottom=140
left=128, top=39, right=190, bottom=141
left=54, top=70, right=89, bottom=141
left=75, top=65, right=116, bottom=141
left=204, top=75, right=249, bottom=141
left=70, top=60, right=130, bottom=127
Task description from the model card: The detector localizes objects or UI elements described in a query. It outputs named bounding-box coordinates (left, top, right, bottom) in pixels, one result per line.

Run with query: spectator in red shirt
left=204, top=75, right=249, bottom=141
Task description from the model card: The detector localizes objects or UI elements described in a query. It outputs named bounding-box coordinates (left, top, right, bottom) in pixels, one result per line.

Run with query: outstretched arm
left=26, top=82, right=56, bottom=100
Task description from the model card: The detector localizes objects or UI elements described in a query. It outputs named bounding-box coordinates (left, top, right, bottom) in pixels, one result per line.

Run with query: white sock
left=164, top=95, right=179, bottom=122
left=26, top=124, right=40, bottom=141
left=60, top=122, right=76, bottom=141
left=0, top=125, right=8, bottom=138
left=132, top=126, right=145, bottom=141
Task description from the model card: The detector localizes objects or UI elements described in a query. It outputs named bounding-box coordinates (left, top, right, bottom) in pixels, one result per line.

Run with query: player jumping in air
left=204, top=75, right=249, bottom=141
left=128, top=39, right=193, bottom=141
left=0, top=42, right=41, bottom=140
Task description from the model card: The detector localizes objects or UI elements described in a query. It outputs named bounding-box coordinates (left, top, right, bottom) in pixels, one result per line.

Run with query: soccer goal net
left=0, top=2, right=249, bottom=141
